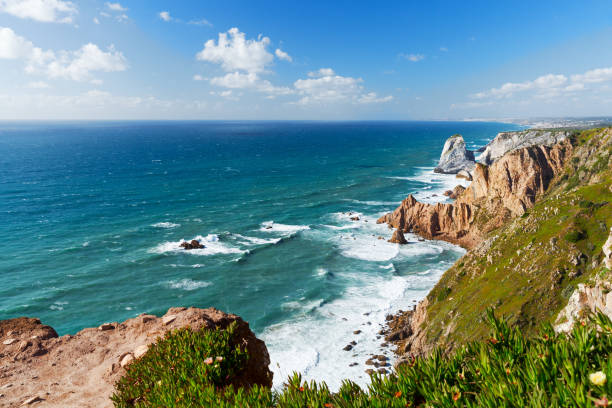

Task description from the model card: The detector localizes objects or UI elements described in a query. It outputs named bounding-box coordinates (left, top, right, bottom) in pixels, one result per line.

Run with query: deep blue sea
left=0, top=121, right=519, bottom=388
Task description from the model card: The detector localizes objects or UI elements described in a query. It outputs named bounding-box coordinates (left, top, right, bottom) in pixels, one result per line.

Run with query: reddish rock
left=180, top=239, right=204, bottom=250
left=388, top=229, right=408, bottom=245
left=0, top=307, right=272, bottom=408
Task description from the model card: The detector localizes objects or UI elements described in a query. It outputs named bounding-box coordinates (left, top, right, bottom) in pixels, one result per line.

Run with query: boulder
left=180, top=240, right=204, bottom=250
left=434, top=134, right=476, bottom=174
left=388, top=229, right=408, bottom=245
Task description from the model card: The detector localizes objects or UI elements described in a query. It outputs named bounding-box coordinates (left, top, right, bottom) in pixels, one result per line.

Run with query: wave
left=152, top=222, right=181, bottom=229
left=233, top=233, right=282, bottom=246
left=260, top=221, right=310, bottom=234
left=150, top=234, right=246, bottom=256
left=166, top=279, right=212, bottom=291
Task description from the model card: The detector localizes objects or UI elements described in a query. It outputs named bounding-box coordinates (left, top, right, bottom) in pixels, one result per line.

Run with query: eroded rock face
left=604, top=228, right=612, bottom=269
left=555, top=284, right=612, bottom=332
left=480, top=129, right=570, bottom=165
left=378, top=141, right=572, bottom=249
left=434, top=134, right=475, bottom=174
left=0, top=307, right=272, bottom=408
left=389, top=229, right=408, bottom=244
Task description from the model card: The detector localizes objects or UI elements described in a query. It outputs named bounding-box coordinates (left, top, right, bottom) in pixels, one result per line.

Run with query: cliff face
left=480, top=129, right=571, bottom=165
left=378, top=139, right=573, bottom=249
left=389, top=127, right=612, bottom=359
left=434, top=134, right=475, bottom=174
left=0, top=307, right=272, bottom=408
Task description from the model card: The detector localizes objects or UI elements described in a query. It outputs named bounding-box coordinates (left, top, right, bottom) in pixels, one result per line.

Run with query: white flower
left=590, top=371, right=607, bottom=386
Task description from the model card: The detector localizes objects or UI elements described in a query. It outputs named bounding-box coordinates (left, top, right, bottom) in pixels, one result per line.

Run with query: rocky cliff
left=433, top=134, right=475, bottom=174
left=0, top=307, right=272, bottom=408
left=388, top=127, right=612, bottom=359
left=378, top=136, right=573, bottom=249
left=480, top=129, right=571, bottom=165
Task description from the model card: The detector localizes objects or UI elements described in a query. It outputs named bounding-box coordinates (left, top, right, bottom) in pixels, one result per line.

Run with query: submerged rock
left=434, top=134, right=475, bottom=174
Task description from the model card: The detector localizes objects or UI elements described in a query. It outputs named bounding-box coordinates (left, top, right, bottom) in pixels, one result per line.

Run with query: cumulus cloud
left=193, top=74, right=205, bottom=81
left=471, top=73, right=568, bottom=99
left=571, top=67, right=612, bottom=84
left=0, top=0, right=77, bottom=23
left=197, top=27, right=274, bottom=74
left=294, top=69, right=392, bottom=105
left=105, top=2, right=126, bottom=11
left=275, top=48, right=292, bottom=62
left=159, top=11, right=171, bottom=22
left=0, top=27, right=127, bottom=83
left=400, top=53, right=425, bottom=62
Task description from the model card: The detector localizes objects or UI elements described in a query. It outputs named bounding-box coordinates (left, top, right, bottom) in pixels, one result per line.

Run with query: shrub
left=114, top=311, right=612, bottom=407
left=565, top=230, right=586, bottom=243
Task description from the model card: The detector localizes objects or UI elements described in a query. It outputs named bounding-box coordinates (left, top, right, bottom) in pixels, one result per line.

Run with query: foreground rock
left=0, top=307, right=272, bottom=408
left=378, top=139, right=572, bottom=249
left=480, top=129, right=570, bottom=165
left=434, top=134, right=475, bottom=174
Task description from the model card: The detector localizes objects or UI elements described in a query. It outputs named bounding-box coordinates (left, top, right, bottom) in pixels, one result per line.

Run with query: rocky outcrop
left=180, top=239, right=204, bottom=249
left=0, top=307, right=272, bottom=408
left=389, top=229, right=408, bottom=244
left=434, top=134, right=475, bottom=174
left=555, top=284, right=612, bottom=332
left=604, top=228, right=612, bottom=269
left=480, top=129, right=570, bottom=165
left=378, top=140, right=572, bottom=249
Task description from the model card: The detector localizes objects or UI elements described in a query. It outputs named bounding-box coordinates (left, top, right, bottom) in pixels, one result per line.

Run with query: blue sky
left=0, top=0, right=611, bottom=119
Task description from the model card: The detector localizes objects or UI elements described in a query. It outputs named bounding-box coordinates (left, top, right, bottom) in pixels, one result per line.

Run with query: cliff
left=0, top=307, right=272, bottom=408
left=480, top=129, right=571, bottom=165
left=378, top=136, right=572, bottom=249
left=433, top=134, right=475, bottom=174
left=387, top=127, right=612, bottom=358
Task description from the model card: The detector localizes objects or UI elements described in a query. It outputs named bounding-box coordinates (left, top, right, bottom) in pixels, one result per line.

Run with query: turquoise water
left=0, top=121, right=519, bottom=388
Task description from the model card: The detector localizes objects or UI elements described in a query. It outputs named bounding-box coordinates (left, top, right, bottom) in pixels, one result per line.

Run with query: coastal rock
left=555, top=284, right=612, bottom=332
left=456, top=169, right=472, bottom=181
left=388, top=229, right=408, bottom=244
left=378, top=140, right=572, bottom=249
left=604, top=228, right=612, bottom=269
left=0, top=307, right=272, bottom=408
left=480, top=129, right=570, bottom=165
left=434, top=134, right=475, bottom=174
left=449, top=185, right=466, bottom=200
left=180, top=239, right=204, bottom=250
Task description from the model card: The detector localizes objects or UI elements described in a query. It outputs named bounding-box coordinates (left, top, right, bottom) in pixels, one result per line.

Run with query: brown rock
left=98, top=323, right=114, bottom=331
left=3, top=338, right=17, bottom=345
left=388, top=229, right=408, bottom=245
left=350, top=217, right=360, bottom=221
left=377, top=141, right=572, bottom=249
left=0, top=307, right=273, bottom=408
left=180, top=239, right=205, bottom=250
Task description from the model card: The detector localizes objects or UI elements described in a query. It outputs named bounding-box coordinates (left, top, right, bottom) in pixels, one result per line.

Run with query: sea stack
left=433, top=134, right=475, bottom=174
left=389, top=228, right=409, bottom=244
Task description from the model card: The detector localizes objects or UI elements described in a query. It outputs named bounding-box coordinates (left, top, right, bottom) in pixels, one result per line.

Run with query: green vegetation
left=114, top=311, right=612, bottom=407
left=421, top=127, right=612, bottom=351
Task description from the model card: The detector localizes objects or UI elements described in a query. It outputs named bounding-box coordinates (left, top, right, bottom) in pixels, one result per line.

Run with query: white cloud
left=193, top=74, right=205, bottom=81
left=400, top=53, right=425, bottom=62
left=0, top=0, right=77, bottom=23
left=571, top=67, right=612, bottom=84
left=308, top=68, right=335, bottom=77
left=0, top=27, right=33, bottom=59
left=357, top=92, right=393, bottom=104
left=26, top=81, right=49, bottom=88
left=294, top=69, right=391, bottom=105
left=0, top=28, right=127, bottom=83
left=275, top=48, right=292, bottom=62
left=471, top=73, right=568, bottom=99
left=209, top=72, right=292, bottom=96
left=188, top=18, right=212, bottom=27
left=159, top=11, right=171, bottom=22
left=196, top=27, right=274, bottom=74
left=93, top=17, right=99, bottom=24
left=105, top=2, right=126, bottom=11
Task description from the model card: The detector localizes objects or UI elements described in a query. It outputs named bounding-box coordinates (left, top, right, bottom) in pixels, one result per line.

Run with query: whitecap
left=233, top=233, right=282, bottom=246
left=166, top=279, right=212, bottom=291
left=150, top=234, right=245, bottom=256
left=260, top=221, right=310, bottom=234
left=152, top=222, right=181, bottom=229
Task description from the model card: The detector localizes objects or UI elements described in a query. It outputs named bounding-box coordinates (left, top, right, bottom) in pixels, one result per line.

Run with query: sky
left=0, top=0, right=611, bottom=120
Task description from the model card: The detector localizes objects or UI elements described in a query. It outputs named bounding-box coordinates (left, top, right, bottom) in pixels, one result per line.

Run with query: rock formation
left=604, top=228, right=612, bottom=269
left=389, top=229, right=408, bottom=244
left=434, top=134, right=475, bottom=174
left=0, top=307, right=272, bottom=408
left=555, top=283, right=612, bottom=332
left=479, top=129, right=570, bottom=165
left=379, top=140, right=572, bottom=249
left=180, top=239, right=204, bottom=250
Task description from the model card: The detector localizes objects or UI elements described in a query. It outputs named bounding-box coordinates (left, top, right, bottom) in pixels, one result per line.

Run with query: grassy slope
left=420, top=128, right=612, bottom=352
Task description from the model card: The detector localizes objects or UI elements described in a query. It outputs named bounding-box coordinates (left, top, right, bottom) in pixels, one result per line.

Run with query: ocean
left=0, top=120, right=519, bottom=389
